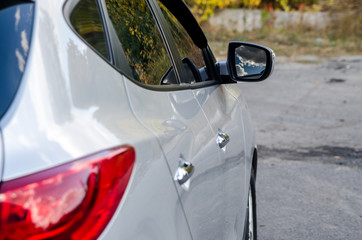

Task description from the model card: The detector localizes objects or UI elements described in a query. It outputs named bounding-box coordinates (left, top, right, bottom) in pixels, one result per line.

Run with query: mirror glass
left=234, top=45, right=267, bottom=79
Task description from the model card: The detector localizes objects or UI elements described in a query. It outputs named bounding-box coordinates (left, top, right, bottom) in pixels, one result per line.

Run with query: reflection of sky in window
left=0, top=3, right=33, bottom=118
left=21, top=30, right=29, bottom=55
left=15, top=29, right=30, bottom=72
left=235, top=55, right=266, bottom=77
left=15, top=7, right=20, bottom=30
left=0, top=5, right=32, bottom=74
left=15, top=48, right=25, bottom=72
left=14, top=7, right=30, bottom=73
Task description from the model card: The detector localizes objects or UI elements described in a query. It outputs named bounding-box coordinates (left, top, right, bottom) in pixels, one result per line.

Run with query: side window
left=0, top=3, right=34, bottom=119
left=70, top=0, right=109, bottom=59
left=158, top=1, right=209, bottom=83
left=105, top=0, right=173, bottom=85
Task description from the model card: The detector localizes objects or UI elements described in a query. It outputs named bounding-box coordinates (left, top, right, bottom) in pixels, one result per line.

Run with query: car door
left=102, top=0, right=236, bottom=239
left=155, top=0, right=250, bottom=238
left=194, top=84, right=249, bottom=238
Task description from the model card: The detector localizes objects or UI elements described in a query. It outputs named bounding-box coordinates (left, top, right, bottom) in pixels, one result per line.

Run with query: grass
left=203, top=20, right=362, bottom=60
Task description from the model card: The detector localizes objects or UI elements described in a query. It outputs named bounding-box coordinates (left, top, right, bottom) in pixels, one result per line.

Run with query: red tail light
left=0, top=145, right=135, bottom=240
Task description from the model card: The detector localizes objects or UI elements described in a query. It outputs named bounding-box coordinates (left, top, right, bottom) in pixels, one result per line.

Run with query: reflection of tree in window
left=105, top=0, right=171, bottom=85
left=70, top=0, right=109, bottom=59
left=158, top=1, right=205, bottom=70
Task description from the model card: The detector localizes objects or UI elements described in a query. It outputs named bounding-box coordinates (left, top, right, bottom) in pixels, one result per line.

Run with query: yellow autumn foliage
left=186, top=0, right=322, bottom=23
left=186, top=0, right=238, bottom=22
left=185, top=0, right=267, bottom=22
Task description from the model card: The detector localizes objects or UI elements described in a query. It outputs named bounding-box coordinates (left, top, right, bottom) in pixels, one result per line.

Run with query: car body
left=0, top=0, right=274, bottom=239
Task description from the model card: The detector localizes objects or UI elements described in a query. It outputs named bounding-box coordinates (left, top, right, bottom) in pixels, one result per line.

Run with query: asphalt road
left=241, top=56, right=362, bottom=239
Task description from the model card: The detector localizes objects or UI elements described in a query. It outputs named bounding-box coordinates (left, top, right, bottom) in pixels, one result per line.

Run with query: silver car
left=0, top=0, right=274, bottom=239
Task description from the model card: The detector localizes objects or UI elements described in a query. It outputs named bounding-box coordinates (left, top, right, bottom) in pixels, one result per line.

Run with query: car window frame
left=63, top=0, right=113, bottom=63
left=64, top=0, right=220, bottom=91
left=151, top=0, right=219, bottom=84
left=99, top=0, right=185, bottom=88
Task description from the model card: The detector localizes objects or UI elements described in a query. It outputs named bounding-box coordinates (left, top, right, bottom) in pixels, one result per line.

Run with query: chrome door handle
left=217, top=129, right=230, bottom=149
left=174, top=155, right=194, bottom=185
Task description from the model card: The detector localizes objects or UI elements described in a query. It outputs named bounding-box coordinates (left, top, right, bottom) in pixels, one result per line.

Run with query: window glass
left=105, top=0, right=172, bottom=85
left=158, top=1, right=208, bottom=82
left=0, top=3, right=34, bottom=119
left=70, top=0, right=109, bottom=59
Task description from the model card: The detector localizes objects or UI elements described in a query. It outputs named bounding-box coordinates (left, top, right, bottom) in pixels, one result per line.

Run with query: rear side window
left=0, top=2, right=34, bottom=119
left=70, top=0, right=109, bottom=59
left=105, top=0, right=172, bottom=85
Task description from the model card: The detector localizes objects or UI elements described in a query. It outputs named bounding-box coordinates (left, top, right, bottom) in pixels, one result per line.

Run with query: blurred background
left=185, top=0, right=361, bottom=59
left=185, top=1, right=362, bottom=239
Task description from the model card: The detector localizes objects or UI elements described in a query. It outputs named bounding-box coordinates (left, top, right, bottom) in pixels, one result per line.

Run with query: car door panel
left=224, top=83, right=256, bottom=180
left=102, top=0, right=250, bottom=238
left=193, top=84, right=248, bottom=238
left=123, top=77, right=234, bottom=239
left=146, top=1, right=249, bottom=238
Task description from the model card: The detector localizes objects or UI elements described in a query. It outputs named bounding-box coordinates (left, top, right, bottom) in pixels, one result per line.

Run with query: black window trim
left=97, top=0, right=134, bottom=77
left=146, top=0, right=185, bottom=84
left=150, top=0, right=221, bottom=83
left=96, top=0, right=113, bottom=63
left=63, top=0, right=221, bottom=92
left=63, top=0, right=113, bottom=63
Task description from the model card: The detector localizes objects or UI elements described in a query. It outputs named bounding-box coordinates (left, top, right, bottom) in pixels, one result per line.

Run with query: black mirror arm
left=216, top=61, right=237, bottom=84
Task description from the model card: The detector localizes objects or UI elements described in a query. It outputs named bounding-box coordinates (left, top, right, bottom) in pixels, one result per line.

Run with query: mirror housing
left=227, top=42, right=275, bottom=82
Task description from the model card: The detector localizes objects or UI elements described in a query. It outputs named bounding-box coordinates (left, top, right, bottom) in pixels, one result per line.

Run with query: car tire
left=244, top=169, right=257, bottom=240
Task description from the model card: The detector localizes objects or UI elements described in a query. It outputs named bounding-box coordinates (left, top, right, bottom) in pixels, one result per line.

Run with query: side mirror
left=227, top=42, right=275, bottom=82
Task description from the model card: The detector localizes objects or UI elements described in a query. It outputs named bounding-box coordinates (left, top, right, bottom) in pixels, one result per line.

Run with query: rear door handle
left=217, top=129, right=230, bottom=149
left=174, top=155, right=194, bottom=185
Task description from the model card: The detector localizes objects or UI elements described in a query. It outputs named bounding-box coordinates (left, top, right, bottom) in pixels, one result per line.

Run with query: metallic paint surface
left=124, top=77, right=251, bottom=239
left=225, top=83, right=256, bottom=180
left=0, top=0, right=258, bottom=239
left=193, top=84, right=249, bottom=238
left=0, top=1, right=192, bottom=239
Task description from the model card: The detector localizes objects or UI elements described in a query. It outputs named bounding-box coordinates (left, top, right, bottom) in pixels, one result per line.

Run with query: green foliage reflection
left=106, top=0, right=171, bottom=85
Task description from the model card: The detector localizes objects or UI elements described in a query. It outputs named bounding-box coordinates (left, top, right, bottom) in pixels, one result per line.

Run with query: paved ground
left=241, top=56, right=362, bottom=239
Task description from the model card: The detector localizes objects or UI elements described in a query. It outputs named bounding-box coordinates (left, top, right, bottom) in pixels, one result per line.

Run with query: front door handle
left=174, top=155, right=194, bottom=185
left=217, top=129, right=230, bottom=149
